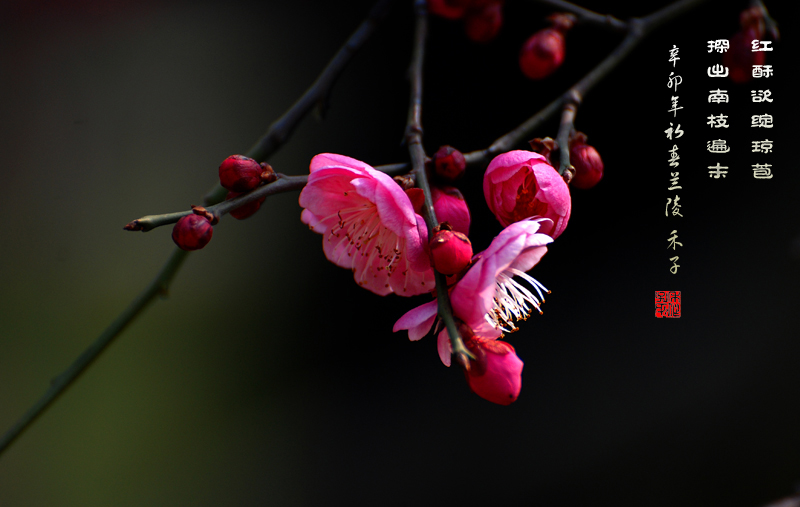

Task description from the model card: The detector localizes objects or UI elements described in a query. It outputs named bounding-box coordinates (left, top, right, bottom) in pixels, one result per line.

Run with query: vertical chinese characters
left=665, top=45, right=683, bottom=278
left=751, top=38, right=774, bottom=179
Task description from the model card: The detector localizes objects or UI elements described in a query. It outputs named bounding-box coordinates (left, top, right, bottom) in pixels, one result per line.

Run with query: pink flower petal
left=310, top=153, right=373, bottom=174
left=437, top=329, right=452, bottom=367
left=300, top=154, right=435, bottom=296
left=393, top=300, right=438, bottom=341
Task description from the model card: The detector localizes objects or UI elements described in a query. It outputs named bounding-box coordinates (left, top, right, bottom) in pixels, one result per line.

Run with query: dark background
left=0, top=0, right=798, bottom=505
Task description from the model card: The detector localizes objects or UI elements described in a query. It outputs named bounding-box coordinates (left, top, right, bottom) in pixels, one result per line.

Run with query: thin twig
left=639, top=0, right=711, bottom=29
left=0, top=248, right=188, bottom=455
left=532, top=0, right=626, bottom=31
left=555, top=91, right=579, bottom=176
left=203, top=0, right=396, bottom=207
left=406, top=0, right=472, bottom=368
left=468, top=0, right=709, bottom=169
left=0, top=0, right=395, bottom=458
left=125, top=175, right=308, bottom=232
left=125, top=163, right=411, bottom=232
left=464, top=96, right=563, bottom=167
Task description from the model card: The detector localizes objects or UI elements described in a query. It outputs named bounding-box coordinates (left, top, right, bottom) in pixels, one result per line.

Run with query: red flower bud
left=569, top=142, right=604, bottom=189
left=433, top=145, right=467, bottom=182
left=219, top=155, right=263, bottom=192
left=464, top=3, right=502, bottom=43
left=226, top=191, right=267, bottom=220
left=519, top=28, right=565, bottom=80
left=172, top=214, right=213, bottom=251
left=464, top=336, right=523, bottom=405
left=430, top=225, right=472, bottom=275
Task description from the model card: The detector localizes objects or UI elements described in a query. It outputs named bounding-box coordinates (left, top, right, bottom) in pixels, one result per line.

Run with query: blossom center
left=485, top=267, right=548, bottom=334
left=510, top=169, right=548, bottom=223
left=325, top=202, right=407, bottom=282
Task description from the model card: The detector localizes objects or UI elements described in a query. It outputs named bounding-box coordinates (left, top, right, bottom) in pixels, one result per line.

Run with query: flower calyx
left=191, top=205, right=219, bottom=225
left=394, top=174, right=417, bottom=190
left=260, top=162, right=278, bottom=184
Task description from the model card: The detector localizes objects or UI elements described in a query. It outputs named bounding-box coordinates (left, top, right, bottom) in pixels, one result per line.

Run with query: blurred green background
left=1, top=0, right=798, bottom=505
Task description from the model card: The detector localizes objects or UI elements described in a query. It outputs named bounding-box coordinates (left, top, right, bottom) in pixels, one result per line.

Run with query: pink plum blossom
left=483, top=150, right=570, bottom=238
left=299, top=153, right=434, bottom=296
left=463, top=335, right=523, bottom=405
left=394, top=218, right=552, bottom=358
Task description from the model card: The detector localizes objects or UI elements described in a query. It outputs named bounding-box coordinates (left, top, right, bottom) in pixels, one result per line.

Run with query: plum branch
left=0, top=0, right=395, bottom=457
left=203, top=0, right=397, bottom=207
left=405, top=0, right=473, bottom=367
left=532, top=0, right=626, bottom=31
left=509, top=0, right=711, bottom=176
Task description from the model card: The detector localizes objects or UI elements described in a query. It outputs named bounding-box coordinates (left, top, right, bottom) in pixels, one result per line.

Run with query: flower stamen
left=487, top=267, right=548, bottom=334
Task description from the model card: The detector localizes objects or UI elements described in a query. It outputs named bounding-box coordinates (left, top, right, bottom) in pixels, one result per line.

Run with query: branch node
left=190, top=205, right=219, bottom=225
left=564, top=89, right=582, bottom=107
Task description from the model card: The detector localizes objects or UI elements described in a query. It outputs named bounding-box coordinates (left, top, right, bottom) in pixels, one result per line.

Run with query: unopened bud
left=172, top=214, right=213, bottom=251
left=569, top=141, right=604, bottom=189
left=463, top=336, right=523, bottom=405
left=219, top=155, right=263, bottom=192
left=430, top=224, right=473, bottom=275
left=519, top=28, right=565, bottom=80
left=433, top=145, right=467, bottom=182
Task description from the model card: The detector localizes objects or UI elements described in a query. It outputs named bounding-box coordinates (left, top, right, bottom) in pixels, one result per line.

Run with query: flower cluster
left=299, top=148, right=572, bottom=405
left=171, top=155, right=278, bottom=250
